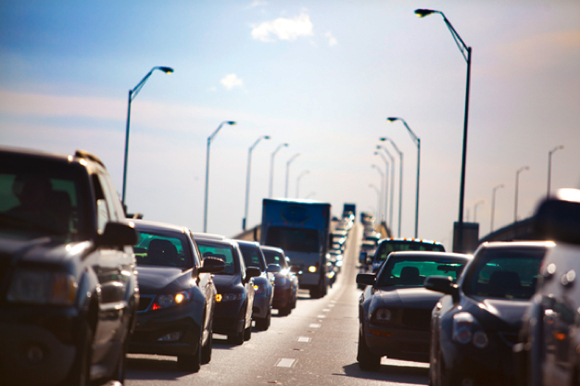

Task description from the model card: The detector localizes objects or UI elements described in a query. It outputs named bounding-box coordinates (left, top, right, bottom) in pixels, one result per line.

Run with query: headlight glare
left=308, top=265, right=317, bottom=273
left=152, top=290, right=191, bottom=310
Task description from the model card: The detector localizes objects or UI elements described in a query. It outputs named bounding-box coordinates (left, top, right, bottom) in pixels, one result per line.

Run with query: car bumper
left=252, top=293, right=271, bottom=319
left=213, top=299, right=245, bottom=335
left=363, top=321, right=430, bottom=363
left=273, top=287, right=292, bottom=309
left=0, top=306, right=80, bottom=385
left=298, top=271, right=321, bottom=287
left=129, top=304, right=201, bottom=356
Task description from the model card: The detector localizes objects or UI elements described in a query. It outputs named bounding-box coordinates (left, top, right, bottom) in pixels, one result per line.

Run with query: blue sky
left=1, top=0, right=579, bottom=249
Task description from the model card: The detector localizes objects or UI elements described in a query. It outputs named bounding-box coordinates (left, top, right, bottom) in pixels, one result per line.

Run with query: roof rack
left=74, top=150, right=106, bottom=168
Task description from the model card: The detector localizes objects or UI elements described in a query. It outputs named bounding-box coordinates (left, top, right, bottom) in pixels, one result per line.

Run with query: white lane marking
left=276, top=358, right=296, bottom=368
left=317, top=315, right=326, bottom=319
left=298, top=336, right=311, bottom=343
left=328, top=304, right=335, bottom=308
left=309, top=323, right=321, bottom=328
left=323, top=308, right=330, bottom=312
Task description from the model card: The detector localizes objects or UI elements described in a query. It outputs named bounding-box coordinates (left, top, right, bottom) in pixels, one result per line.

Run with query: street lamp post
left=377, top=145, right=396, bottom=230
left=416, top=8, right=471, bottom=252
left=269, top=143, right=289, bottom=198
left=547, top=145, right=564, bottom=197
left=473, top=200, right=484, bottom=222
left=387, top=117, right=421, bottom=238
left=380, top=137, right=403, bottom=237
left=122, top=66, right=173, bottom=205
left=490, top=184, right=504, bottom=232
left=369, top=184, right=381, bottom=220
left=371, top=165, right=385, bottom=222
left=285, top=153, right=300, bottom=198
left=296, top=170, right=310, bottom=198
left=243, top=135, right=270, bottom=230
left=514, top=166, right=529, bottom=223
left=203, top=121, right=236, bottom=232
left=374, top=151, right=390, bottom=225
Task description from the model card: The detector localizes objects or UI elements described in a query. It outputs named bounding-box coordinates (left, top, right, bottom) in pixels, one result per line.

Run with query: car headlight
left=152, top=290, right=191, bottom=310
left=372, top=308, right=393, bottom=323
left=452, top=312, right=488, bottom=348
left=216, top=292, right=245, bottom=302
left=8, top=269, right=77, bottom=305
left=308, top=265, right=317, bottom=273
left=254, top=282, right=268, bottom=295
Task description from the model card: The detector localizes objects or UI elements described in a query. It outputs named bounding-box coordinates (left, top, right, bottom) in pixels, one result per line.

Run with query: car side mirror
left=266, top=264, right=281, bottom=273
left=424, top=276, right=459, bottom=301
left=98, top=222, right=137, bottom=247
left=356, top=273, right=376, bottom=287
left=246, top=266, right=261, bottom=279
left=535, top=190, right=580, bottom=245
left=199, top=257, right=225, bottom=274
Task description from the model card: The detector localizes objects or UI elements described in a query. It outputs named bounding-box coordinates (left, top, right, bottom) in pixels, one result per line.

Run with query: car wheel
left=228, top=305, right=246, bottom=345
left=291, top=292, right=297, bottom=309
left=177, top=325, right=202, bottom=373
left=279, top=304, right=291, bottom=316
left=255, top=308, right=271, bottom=331
left=357, top=326, right=381, bottom=371
left=64, top=321, right=93, bottom=386
left=244, top=324, right=252, bottom=341
left=201, top=320, right=212, bottom=365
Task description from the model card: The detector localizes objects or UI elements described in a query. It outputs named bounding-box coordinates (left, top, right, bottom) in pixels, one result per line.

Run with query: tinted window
left=375, top=241, right=445, bottom=263
left=196, top=241, right=238, bottom=275
left=377, top=255, right=467, bottom=288
left=238, top=243, right=266, bottom=271
left=265, top=226, right=319, bottom=253
left=463, top=247, right=546, bottom=300
left=262, top=249, right=287, bottom=268
left=135, top=231, right=192, bottom=269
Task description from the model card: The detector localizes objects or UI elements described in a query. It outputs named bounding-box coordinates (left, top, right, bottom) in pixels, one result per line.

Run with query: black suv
left=0, top=147, right=139, bottom=386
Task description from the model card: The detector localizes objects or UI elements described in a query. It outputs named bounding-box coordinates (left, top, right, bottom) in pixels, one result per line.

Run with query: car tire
left=255, top=308, right=271, bottom=331
left=64, top=320, right=93, bottom=386
left=357, top=326, right=381, bottom=371
left=279, top=304, right=291, bottom=316
left=201, top=320, right=212, bottom=365
left=244, top=324, right=252, bottom=341
left=228, top=306, right=246, bottom=345
left=177, top=325, right=202, bottom=373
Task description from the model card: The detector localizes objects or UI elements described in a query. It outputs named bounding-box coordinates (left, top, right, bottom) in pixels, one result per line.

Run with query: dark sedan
left=426, top=241, right=552, bottom=386
left=129, top=220, right=225, bottom=373
left=356, top=251, right=471, bottom=371
left=195, top=237, right=260, bottom=345
left=260, top=245, right=298, bottom=316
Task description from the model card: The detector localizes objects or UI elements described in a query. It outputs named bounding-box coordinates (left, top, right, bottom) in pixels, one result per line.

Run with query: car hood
left=0, top=236, right=91, bottom=267
left=212, top=273, right=242, bottom=292
left=373, top=286, right=443, bottom=308
left=136, top=266, right=192, bottom=293
left=464, top=296, right=530, bottom=330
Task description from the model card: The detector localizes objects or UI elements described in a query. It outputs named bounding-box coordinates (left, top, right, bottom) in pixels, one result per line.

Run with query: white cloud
left=251, top=13, right=313, bottom=42
left=220, top=74, right=243, bottom=90
left=325, top=31, right=338, bottom=47
left=248, top=0, right=267, bottom=8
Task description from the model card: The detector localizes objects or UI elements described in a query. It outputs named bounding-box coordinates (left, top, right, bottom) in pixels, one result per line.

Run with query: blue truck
left=261, top=198, right=331, bottom=298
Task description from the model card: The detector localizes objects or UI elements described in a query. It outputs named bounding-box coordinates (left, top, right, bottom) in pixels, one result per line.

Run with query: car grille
left=137, top=295, right=155, bottom=313
left=401, top=308, right=432, bottom=331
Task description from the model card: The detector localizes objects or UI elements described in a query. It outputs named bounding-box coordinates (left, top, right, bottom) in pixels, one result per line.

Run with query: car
left=128, top=220, right=225, bottom=372
left=194, top=236, right=260, bottom=345
left=236, top=240, right=280, bottom=331
left=0, top=147, right=138, bottom=386
left=367, top=237, right=446, bottom=273
left=426, top=241, right=553, bottom=386
left=260, top=245, right=299, bottom=316
left=515, top=189, right=580, bottom=386
left=356, top=251, right=472, bottom=371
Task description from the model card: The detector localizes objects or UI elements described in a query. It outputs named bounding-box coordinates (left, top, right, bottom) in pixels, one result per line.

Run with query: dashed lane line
left=276, top=358, right=297, bottom=368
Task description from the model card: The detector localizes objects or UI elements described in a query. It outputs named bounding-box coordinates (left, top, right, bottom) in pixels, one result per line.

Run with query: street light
left=380, top=137, right=403, bottom=237
left=490, top=184, right=504, bottom=232
left=203, top=120, right=236, bottom=232
left=416, top=8, right=471, bottom=252
left=377, top=144, right=396, bottom=230
left=473, top=200, right=484, bottom=222
left=285, top=153, right=300, bottom=198
left=374, top=151, right=390, bottom=224
left=514, top=166, right=529, bottom=223
left=547, top=145, right=564, bottom=197
left=243, top=135, right=270, bottom=230
left=369, top=184, right=381, bottom=220
left=387, top=117, right=421, bottom=238
left=296, top=170, right=310, bottom=198
left=122, top=66, right=173, bottom=205
left=371, top=164, right=385, bottom=222
left=269, top=143, right=289, bottom=198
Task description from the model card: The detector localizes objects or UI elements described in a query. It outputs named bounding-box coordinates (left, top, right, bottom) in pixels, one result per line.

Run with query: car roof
left=477, top=240, right=555, bottom=250
left=387, top=251, right=472, bottom=261
left=131, top=219, right=187, bottom=234
left=236, top=239, right=259, bottom=246
left=260, top=245, right=284, bottom=254
left=379, top=237, right=443, bottom=245
left=190, top=231, right=226, bottom=240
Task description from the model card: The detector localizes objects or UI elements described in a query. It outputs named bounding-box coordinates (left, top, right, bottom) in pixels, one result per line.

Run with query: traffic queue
left=355, top=194, right=580, bottom=386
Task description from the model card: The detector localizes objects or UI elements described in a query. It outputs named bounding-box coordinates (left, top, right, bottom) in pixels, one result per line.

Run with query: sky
left=1, top=0, right=579, bottom=250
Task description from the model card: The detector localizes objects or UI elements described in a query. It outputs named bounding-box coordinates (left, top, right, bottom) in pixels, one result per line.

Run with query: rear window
left=134, top=231, right=192, bottom=270
left=377, top=255, right=467, bottom=288
left=238, top=243, right=266, bottom=271
left=265, top=226, right=320, bottom=253
left=196, top=241, right=238, bottom=275
left=262, top=249, right=287, bottom=268
left=375, top=240, right=445, bottom=263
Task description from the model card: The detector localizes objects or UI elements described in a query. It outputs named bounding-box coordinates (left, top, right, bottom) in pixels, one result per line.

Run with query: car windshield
left=238, top=244, right=266, bottom=271
left=196, top=241, right=238, bottom=275
left=375, top=241, right=445, bottom=263
left=265, top=226, right=320, bottom=253
left=0, top=159, right=89, bottom=242
left=377, top=255, right=468, bottom=288
left=134, top=231, right=192, bottom=269
left=463, top=247, right=546, bottom=300
left=262, top=249, right=287, bottom=268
